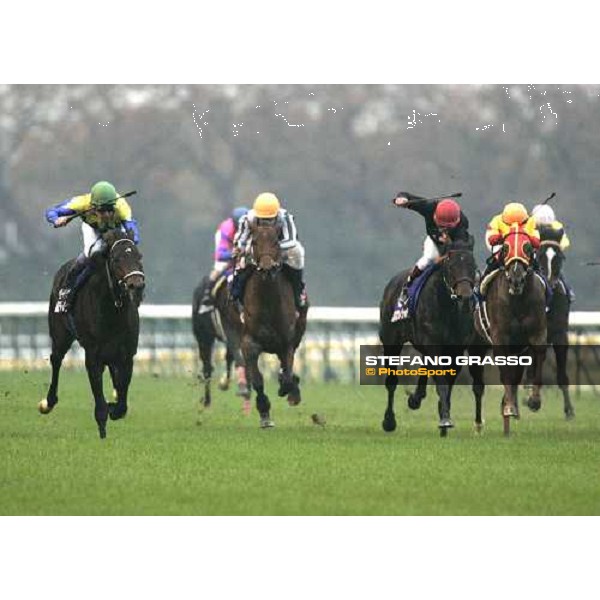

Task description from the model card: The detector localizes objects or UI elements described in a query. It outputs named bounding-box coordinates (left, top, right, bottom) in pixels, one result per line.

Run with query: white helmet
left=532, top=204, right=555, bottom=226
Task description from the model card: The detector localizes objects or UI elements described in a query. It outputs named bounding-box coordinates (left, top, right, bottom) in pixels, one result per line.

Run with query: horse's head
left=501, top=228, right=535, bottom=296
left=440, top=238, right=477, bottom=308
left=250, top=219, right=282, bottom=273
left=538, top=241, right=564, bottom=288
left=103, top=230, right=145, bottom=306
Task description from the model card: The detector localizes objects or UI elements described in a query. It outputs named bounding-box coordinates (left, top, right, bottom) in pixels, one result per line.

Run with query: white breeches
left=416, top=236, right=440, bottom=271
left=213, top=260, right=230, bottom=273
left=82, top=222, right=104, bottom=257
left=282, top=242, right=305, bottom=270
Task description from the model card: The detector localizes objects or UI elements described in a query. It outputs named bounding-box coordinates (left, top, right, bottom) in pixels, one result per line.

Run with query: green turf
left=0, top=370, right=599, bottom=515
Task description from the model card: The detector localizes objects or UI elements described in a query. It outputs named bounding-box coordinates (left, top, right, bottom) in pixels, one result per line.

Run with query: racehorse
left=39, top=229, right=145, bottom=439
left=474, top=227, right=547, bottom=435
left=192, top=275, right=251, bottom=413
left=239, top=220, right=307, bottom=427
left=379, top=238, right=486, bottom=436
left=525, top=241, right=574, bottom=419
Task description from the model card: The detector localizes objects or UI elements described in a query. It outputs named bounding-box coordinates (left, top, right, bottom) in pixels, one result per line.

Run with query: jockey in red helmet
left=391, top=191, right=472, bottom=322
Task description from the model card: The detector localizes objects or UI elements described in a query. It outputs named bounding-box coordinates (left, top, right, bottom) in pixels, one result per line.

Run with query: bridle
left=105, top=237, right=145, bottom=307
left=439, top=249, right=475, bottom=300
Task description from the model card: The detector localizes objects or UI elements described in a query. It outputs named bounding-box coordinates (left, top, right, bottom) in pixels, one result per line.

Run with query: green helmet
left=90, top=181, right=118, bottom=208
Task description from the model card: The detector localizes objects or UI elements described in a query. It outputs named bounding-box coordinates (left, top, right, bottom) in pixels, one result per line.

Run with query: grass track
left=1, top=370, right=599, bottom=515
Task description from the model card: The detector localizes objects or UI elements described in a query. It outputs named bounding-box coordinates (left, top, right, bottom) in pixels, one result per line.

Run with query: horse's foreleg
left=469, top=363, right=485, bottom=433
left=243, top=337, right=273, bottom=428
left=108, top=356, right=132, bottom=421
left=554, top=343, right=574, bottom=419
left=407, top=374, right=428, bottom=410
left=85, top=353, right=108, bottom=439
left=527, top=346, right=546, bottom=412
left=434, top=373, right=454, bottom=436
left=278, top=346, right=301, bottom=406
left=500, top=365, right=521, bottom=436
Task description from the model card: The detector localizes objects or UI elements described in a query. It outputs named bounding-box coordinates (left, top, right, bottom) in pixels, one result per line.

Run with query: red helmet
left=434, top=199, right=461, bottom=228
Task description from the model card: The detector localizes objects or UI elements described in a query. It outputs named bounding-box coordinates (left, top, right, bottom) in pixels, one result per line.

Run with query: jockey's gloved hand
left=54, top=216, right=69, bottom=228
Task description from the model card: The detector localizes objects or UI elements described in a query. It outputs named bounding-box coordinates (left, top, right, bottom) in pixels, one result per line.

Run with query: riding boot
left=62, top=255, right=93, bottom=312
left=287, top=268, right=308, bottom=310
left=559, top=273, right=575, bottom=303
left=391, top=265, right=422, bottom=322
left=201, top=274, right=216, bottom=307
left=230, top=268, right=248, bottom=304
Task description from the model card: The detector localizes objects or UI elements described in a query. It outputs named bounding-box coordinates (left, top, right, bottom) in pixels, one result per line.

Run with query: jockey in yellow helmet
left=231, top=192, right=307, bottom=310
left=475, top=202, right=540, bottom=300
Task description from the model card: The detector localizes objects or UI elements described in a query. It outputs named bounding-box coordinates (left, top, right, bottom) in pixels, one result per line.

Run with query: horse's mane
left=448, top=236, right=474, bottom=253
left=102, top=229, right=130, bottom=246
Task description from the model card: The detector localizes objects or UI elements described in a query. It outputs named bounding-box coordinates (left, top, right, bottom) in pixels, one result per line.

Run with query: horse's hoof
left=438, top=418, right=454, bottom=430
left=473, top=421, right=485, bottom=434
left=527, top=397, right=541, bottom=412
left=202, top=398, right=212, bottom=408
left=236, top=384, right=250, bottom=397
left=260, top=418, right=275, bottom=429
left=108, top=402, right=127, bottom=421
left=287, top=391, right=301, bottom=406
left=565, top=409, right=575, bottom=421
left=38, top=398, right=53, bottom=415
left=407, top=394, right=423, bottom=410
left=218, top=375, right=229, bottom=391
left=98, top=428, right=107, bottom=439
left=382, top=417, right=397, bottom=432
left=503, top=405, right=518, bottom=418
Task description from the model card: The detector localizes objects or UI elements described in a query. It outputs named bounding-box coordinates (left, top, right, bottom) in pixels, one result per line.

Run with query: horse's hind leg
left=218, top=347, right=234, bottom=391
left=382, top=344, right=402, bottom=432
left=40, top=332, right=74, bottom=415
left=555, top=343, right=574, bottom=419
left=407, top=374, right=428, bottom=410
left=85, top=353, right=108, bottom=439
left=108, top=356, right=133, bottom=421
left=198, top=336, right=215, bottom=408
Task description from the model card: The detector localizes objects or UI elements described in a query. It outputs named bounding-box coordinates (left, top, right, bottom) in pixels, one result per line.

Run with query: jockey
left=531, top=203, right=575, bottom=302
left=231, top=192, right=307, bottom=310
left=391, top=191, right=472, bottom=322
left=45, top=181, right=140, bottom=312
left=200, top=206, right=249, bottom=307
left=477, top=202, right=540, bottom=293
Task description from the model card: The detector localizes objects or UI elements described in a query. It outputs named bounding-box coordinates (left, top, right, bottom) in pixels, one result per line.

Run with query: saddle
left=393, top=264, right=439, bottom=321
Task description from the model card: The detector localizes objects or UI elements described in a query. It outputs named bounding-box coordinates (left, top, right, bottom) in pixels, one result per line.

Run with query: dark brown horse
left=379, top=238, right=487, bottom=436
left=39, top=230, right=145, bottom=439
left=526, top=241, right=574, bottom=419
left=240, top=220, right=307, bottom=427
left=192, top=275, right=250, bottom=413
left=475, top=229, right=547, bottom=435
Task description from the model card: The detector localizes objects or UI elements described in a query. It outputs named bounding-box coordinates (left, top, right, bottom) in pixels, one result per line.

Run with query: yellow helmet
left=253, top=192, right=280, bottom=219
left=502, top=202, right=529, bottom=225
